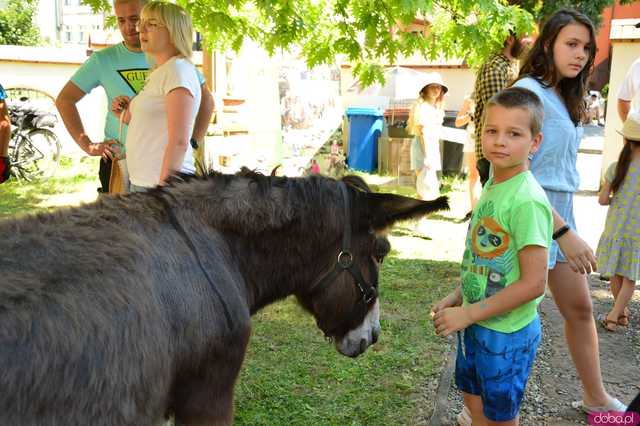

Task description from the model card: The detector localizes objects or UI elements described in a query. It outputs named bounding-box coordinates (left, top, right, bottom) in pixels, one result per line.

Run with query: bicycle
left=8, top=101, right=61, bottom=181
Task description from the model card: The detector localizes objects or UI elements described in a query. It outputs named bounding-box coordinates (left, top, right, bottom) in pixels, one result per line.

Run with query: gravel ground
left=433, top=274, right=640, bottom=426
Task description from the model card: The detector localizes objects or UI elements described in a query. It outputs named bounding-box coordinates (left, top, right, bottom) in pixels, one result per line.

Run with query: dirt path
left=430, top=274, right=640, bottom=425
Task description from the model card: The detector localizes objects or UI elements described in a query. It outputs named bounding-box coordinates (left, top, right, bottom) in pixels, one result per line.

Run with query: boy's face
left=482, top=105, right=542, bottom=176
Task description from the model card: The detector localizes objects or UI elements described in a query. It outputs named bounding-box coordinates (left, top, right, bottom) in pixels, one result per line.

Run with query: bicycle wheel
left=13, top=128, right=61, bottom=181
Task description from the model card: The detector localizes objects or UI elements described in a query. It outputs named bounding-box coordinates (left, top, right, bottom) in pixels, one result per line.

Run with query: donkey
left=0, top=171, right=447, bottom=425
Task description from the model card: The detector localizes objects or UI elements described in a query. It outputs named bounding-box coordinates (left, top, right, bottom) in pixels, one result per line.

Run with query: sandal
left=571, top=397, right=628, bottom=414
left=598, top=313, right=618, bottom=332
left=618, top=308, right=630, bottom=327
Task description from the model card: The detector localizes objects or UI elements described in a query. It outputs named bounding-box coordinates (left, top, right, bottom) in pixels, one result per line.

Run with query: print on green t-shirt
left=118, top=69, right=149, bottom=94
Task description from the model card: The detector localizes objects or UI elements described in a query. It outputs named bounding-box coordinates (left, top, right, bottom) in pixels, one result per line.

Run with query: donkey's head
left=296, top=176, right=448, bottom=357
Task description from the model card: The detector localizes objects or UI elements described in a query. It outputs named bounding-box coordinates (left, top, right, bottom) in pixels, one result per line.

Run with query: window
left=65, top=31, right=72, bottom=42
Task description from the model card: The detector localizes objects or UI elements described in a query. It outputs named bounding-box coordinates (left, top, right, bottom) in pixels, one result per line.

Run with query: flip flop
left=456, top=406, right=472, bottom=426
left=598, top=313, right=618, bottom=332
left=571, top=397, right=628, bottom=414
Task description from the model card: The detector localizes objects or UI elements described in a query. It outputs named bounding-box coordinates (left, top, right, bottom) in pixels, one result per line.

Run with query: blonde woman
left=112, top=1, right=201, bottom=191
left=408, top=72, right=447, bottom=200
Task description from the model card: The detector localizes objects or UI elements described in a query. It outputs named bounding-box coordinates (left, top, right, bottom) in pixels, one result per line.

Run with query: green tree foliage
left=0, top=0, right=41, bottom=46
left=79, top=0, right=631, bottom=84
left=513, top=0, right=637, bottom=29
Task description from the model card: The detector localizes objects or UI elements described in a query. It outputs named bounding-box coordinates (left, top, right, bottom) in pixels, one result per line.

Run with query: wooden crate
left=378, top=137, right=414, bottom=185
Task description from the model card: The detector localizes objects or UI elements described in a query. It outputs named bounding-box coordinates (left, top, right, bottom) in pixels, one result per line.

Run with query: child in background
left=596, top=113, right=640, bottom=331
left=408, top=72, right=446, bottom=200
left=309, top=158, right=320, bottom=175
left=327, top=140, right=343, bottom=176
left=432, top=87, right=552, bottom=426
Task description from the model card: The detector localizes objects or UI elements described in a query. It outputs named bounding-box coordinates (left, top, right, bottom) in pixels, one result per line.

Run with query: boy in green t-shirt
left=431, top=87, right=553, bottom=425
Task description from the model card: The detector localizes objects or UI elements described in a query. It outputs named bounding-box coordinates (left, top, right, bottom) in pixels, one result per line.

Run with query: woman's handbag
left=108, top=157, right=125, bottom=194
left=108, top=108, right=128, bottom=194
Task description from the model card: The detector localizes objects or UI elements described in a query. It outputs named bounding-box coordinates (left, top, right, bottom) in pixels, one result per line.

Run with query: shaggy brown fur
left=0, top=170, right=447, bottom=425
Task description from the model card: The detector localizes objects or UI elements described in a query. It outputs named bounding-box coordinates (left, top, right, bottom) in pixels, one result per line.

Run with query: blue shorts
left=544, top=189, right=577, bottom=269
left=455, top=318, right=541, bottom=422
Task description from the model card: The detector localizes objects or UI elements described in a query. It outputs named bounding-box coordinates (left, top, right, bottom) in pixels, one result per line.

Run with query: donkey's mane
left=0, top=169, right=370, bottom=247
left=154, top=168, right=369, bottom=237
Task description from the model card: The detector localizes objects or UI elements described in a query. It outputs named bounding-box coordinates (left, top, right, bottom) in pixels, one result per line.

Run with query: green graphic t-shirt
left=461, top=171, right=553, bottom=333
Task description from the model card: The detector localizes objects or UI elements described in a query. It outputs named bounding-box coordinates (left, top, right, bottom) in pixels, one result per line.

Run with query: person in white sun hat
left=407, top=72, right=447, bottom=200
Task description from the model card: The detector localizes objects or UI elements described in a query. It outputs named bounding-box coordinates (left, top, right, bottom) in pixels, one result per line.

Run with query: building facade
left=592, top=0, right=640, bottom=90
left=35, top=0, right=109, bottom=46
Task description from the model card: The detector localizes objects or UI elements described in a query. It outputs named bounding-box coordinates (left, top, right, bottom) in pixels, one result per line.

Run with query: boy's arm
left=433, top=245, right=547, bottom=336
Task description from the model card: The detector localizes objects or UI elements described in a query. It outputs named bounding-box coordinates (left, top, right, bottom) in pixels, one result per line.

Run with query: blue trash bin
left=346, top=107, right=384, bottom=172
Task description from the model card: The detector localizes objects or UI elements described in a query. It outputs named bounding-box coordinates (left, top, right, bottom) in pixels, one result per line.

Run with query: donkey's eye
left=374, top=237, right=391, bottom=260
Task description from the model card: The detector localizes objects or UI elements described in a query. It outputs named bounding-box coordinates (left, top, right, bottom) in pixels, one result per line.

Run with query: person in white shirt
left=407, top=72, right=447, bottom=200
left=617, top=54, right=640, bottom=122
left=112, top=1, right=201, bottom=191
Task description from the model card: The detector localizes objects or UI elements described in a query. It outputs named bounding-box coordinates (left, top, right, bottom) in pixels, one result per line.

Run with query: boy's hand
left=430, top=291, right=462, bottom=318
left=433, top=307, right=473, bottom=337
left=431, top=295, right=457, bottom=317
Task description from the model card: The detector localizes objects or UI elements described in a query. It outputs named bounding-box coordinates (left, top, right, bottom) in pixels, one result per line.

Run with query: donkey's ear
left=364, top=193, right=449, bottom=230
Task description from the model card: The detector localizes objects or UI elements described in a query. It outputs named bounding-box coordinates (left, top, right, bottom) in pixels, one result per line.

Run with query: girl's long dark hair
left=611, top=139, right=640, bottom=194
left=514, top=9, right=596, bottom=125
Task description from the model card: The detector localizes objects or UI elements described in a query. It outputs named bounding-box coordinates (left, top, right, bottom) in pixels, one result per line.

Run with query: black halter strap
left=154, top=192, right=234, bottom=331
left=308, top=182, right=378, bottom=305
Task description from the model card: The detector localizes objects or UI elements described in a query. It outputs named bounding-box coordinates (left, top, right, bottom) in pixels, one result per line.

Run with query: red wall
left=591, top=1, right=640, bottom=90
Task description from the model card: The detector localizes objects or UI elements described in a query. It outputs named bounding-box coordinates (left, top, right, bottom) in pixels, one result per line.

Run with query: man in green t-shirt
left=431, top=87, right=553, bottom=425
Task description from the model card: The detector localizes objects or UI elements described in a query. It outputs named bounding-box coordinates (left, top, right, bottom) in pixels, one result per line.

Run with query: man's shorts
left=455, top=318, right=541, bottom=422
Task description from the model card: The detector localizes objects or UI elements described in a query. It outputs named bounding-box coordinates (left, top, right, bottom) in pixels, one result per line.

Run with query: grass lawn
left=235, top=255, right=458, bottom=425
left=0, top=156, right=100, bottom=218
left=1, top=159, right=465, bottom=424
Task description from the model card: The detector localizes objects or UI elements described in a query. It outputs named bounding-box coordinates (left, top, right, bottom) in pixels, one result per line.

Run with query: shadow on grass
left=428, top=212, right=471, bottom=225
left=390, top=225, right=433, bottom=240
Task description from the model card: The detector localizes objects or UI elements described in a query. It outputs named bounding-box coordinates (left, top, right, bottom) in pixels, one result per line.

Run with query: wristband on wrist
left=552, top=224, right=570, bottom=240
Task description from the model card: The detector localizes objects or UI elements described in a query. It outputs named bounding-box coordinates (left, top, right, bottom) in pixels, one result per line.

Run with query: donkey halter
left=309, top=182, right=379, bottom=305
